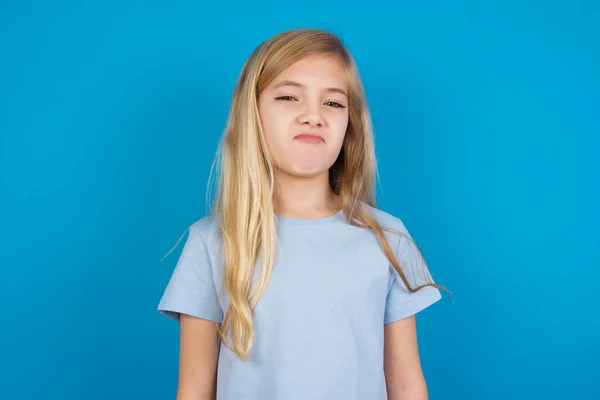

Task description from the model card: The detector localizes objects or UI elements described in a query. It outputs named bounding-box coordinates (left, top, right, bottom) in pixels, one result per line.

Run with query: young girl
left=158, top=28, right=448, bottom=400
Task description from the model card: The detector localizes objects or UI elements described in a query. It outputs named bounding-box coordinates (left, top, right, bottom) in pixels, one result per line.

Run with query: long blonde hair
left=208, top=28, right=449, bottom=360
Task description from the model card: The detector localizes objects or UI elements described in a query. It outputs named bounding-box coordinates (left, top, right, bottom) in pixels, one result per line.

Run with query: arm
left=384, top=315, right=429, bottom=400
left=176, top=314, right=221, bottom=400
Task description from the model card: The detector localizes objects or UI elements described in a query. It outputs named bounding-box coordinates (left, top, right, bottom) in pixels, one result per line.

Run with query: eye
left=275, top=95, right=297, bottom=101
left=325, top=101, right=345, bottom=108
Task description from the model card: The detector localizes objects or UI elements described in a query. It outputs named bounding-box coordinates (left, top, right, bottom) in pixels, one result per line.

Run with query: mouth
left=294, top=133, right=325, bottom=144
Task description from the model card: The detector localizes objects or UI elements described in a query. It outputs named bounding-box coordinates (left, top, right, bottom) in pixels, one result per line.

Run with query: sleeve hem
left=384, top=288, right=442, bottom=325
left=158, top=303, right=223, bottom=324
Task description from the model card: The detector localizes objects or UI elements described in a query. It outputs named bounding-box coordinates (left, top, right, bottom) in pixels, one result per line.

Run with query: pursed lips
left=294, top=133, right=325, bottom=143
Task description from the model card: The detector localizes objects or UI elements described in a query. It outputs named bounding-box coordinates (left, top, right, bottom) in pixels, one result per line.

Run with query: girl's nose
left=298, top=102, right=324, bottom=127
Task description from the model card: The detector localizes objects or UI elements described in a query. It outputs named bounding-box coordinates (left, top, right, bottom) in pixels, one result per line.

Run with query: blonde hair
left=208, top=28, right=449, bottom=360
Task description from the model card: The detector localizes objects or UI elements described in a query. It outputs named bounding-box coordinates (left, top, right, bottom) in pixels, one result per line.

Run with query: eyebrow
left=272, top=79, right=348, bottom=97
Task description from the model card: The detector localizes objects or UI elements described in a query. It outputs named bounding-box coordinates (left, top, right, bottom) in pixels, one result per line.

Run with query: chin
left=283, top=165, right=329, bottom=179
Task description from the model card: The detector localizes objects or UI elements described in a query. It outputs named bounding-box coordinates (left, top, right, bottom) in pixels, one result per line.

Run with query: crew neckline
left=275, top=208, right=345, bottom=225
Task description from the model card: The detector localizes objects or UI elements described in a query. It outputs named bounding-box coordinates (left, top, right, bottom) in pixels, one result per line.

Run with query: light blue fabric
left=158, top=204, right=442, bottom=399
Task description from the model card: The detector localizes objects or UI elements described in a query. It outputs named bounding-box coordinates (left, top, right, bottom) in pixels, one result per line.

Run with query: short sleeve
left=384, top=233, right=442, bottom=324
left=157, top=223, right=224, bottom=323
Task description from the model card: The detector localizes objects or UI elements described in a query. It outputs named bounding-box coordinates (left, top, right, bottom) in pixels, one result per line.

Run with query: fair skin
left=176, top=54, right=429, bottom=399
left=258, top=54, right=349, bottom=218
left=385, top=316, right=430, bottom=399
left=176, top=314, right=220, bottom=400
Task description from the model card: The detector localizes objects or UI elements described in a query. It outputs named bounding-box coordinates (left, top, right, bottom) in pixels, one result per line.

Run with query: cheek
left=263, top=117, right=285, bottom=146
left=330, top=113, right=349, bottom=145
left=260, top=99, right=284, bottom=131
left=259, top=106, right=289, bottom=162
left=259, top=104, right=277, bottom=142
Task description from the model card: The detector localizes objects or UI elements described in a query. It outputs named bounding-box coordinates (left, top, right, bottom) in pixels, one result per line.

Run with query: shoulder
left=359, top=204, right=417, bottom=251
left=187, top=213, right=221, bottom=249
left=363, top=204, right=410, bottom=236
left=189, top=213, right=219, bottom=233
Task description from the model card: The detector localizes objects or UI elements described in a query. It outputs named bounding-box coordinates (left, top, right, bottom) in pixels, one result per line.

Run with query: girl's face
left=258, top=54, right=349, bottom=179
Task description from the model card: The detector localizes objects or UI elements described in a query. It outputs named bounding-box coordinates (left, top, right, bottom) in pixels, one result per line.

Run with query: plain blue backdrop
left=1, top=1, right=598, bottom=399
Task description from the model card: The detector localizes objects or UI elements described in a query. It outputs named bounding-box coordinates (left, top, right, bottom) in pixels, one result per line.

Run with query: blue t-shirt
left=158, top=205, right=442, bottom=399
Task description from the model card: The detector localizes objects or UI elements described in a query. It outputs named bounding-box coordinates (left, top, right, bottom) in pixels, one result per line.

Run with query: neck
left=272, top=169, right=342, bottom=219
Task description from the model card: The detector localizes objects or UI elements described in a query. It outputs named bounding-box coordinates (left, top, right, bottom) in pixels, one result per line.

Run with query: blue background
left=1, top=1, right=598, bottom=398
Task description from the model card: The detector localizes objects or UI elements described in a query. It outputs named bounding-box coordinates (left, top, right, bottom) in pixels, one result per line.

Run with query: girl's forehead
left=271, top=56, right=349, bottom=89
